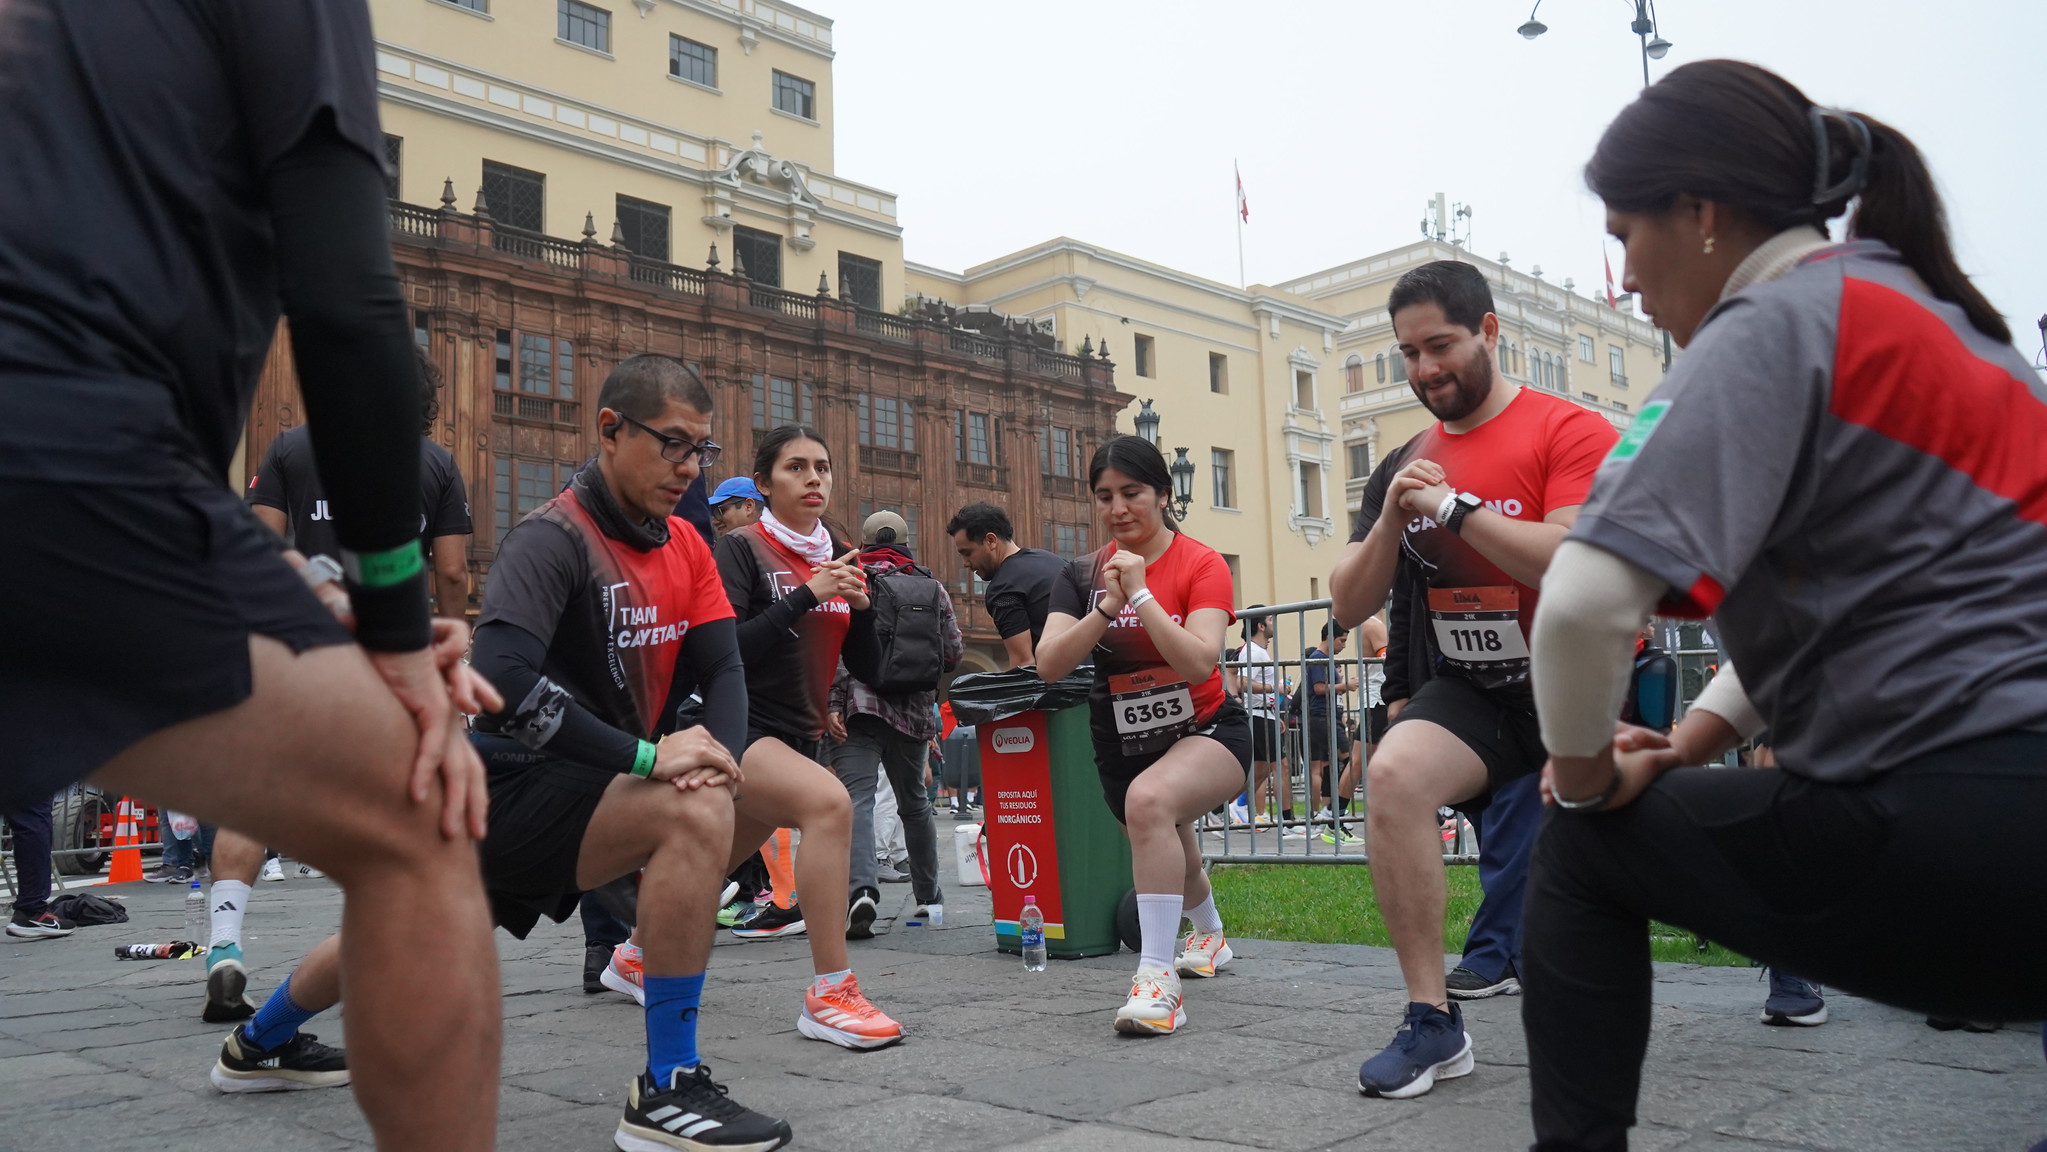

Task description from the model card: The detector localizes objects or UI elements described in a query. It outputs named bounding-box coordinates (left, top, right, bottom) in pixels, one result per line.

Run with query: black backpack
left=863, top=563, right=948, bottom=695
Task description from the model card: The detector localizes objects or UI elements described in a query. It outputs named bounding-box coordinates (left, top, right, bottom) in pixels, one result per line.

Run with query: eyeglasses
left=619, top=414, right=721, bottom=467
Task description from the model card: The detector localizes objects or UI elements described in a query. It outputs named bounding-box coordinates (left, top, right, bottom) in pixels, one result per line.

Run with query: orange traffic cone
left=107, top=796, right=144, bottom=883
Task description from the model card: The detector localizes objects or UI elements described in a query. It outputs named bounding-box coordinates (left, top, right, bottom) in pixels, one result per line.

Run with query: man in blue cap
left=708, top=477, right=763, bottom=539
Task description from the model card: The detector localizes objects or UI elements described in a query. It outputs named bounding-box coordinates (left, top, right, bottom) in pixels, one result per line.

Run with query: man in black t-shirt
left=948, top=502, right=1066, bottom=667
left=250, top=348, right=474, bottom=615
left=0, top=4, right=497, bottom=1147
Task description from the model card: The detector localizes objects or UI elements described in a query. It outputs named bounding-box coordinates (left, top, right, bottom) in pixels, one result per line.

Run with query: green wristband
left=341, top=539, right=425, bottom=589
left=631, top=741, right=657, bottom=778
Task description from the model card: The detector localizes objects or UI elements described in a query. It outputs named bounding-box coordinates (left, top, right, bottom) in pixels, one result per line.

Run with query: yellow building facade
left=370, top=0, right=905, bottom=306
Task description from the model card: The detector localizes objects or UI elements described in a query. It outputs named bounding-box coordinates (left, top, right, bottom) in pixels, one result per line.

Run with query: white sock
left=810, top=968, right=852, bottom=994
left=208, top=880, right=251, bottom=949
left=1135, top=894, right=1184, bottom=971
left=1185, top=894, right=1224, bottom=935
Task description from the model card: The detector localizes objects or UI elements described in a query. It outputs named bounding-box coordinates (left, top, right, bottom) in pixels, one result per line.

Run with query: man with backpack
left=827, top=511, right=963, bottom=937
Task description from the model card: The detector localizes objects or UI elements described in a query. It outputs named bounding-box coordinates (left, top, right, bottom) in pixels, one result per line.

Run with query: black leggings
left=1523, top=731, right=2047, bottom=1152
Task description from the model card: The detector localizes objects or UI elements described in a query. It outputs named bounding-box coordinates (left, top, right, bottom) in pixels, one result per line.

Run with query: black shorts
left=745, top=723, right=822, bottom=763
left=1249, top=714, right=1282, bottom=762
left=473, top=733, right=618, bottom=939
left=1386, top=675, right=1544, bottom=814
left=1363, top=703, right=1390, bottom=745
left=1091, top=699, right=1255, bottom=824
left=0, top=479, right=351, bottom=809
left=1306, top=713, right=1352, bottom=763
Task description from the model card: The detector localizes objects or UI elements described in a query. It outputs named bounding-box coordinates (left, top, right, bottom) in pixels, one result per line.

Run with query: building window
left=413, top=310, right=432, bottom=352
left=494, top=458, right=561, bottom=537
left=1582, top=392, right=1601, bottom=404
left=752, top=376, right=813, bottom=428
left=1208, top=352, right=1229, bottom=395
left=772, top=70, right=815, bottom=120
left=967, top=413, right=991, bottom=465
left=1221, top=553, right=1241, bottom=603
left=1293, top=369, right=1315, bottom=410
left=668, top=35, right=716, bottom=87
left=557, top=0, right=609, bottom=52
left=1210, top=448, right=1234, bottom=508
left=615, top=195, right=670, bottom=262
left=1046, top=522, right=1083, bottom=559
left=1374, top=353, right=1386, bottom=384
left=1542, top=352, right=1555, bottom=390
left=1344, top=355, right=1365, bottom=393
left=731, top=225, right=781, bottom=287
left=857, top=395, right=914, bottom=451
left=1390, top=351, right=1408, bottom=384
left=951, top=411, right=963, bottom=461
left=838, top=252, right=882, bottom=310
left=1048, top=428, right=1072, bottom=477
left=1133, top=335, right=1155, bottom=378
left=1299, top=462, right=1324, bottom=520
left=1614, top=400, right=1630, bottom=413
left=481, top=160, right=544, bottom=232
left=382, top=135, right=403, bottom=200
left=501, top=332, right=573, bottom=399
left=1609, top=344, right=1626, bottom=383
left=445, top=0, right=487, bottom=11
left=1348, top=442, right=1371, bottom=479
left=1579, top=333, right=1595, bottom=362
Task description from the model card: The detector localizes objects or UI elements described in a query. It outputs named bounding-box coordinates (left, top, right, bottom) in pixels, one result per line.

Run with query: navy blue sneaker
left=1760, top=968, right=1827, bottom=1026
left=1358, top=1001, right=1474, bottom=1098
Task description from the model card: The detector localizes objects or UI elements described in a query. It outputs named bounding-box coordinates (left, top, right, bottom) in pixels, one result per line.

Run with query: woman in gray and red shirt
left=1039, top=436, right=1252, bottom=1038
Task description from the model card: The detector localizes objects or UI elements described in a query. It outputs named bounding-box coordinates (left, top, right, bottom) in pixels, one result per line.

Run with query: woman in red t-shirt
left=1039, top=436, right=1253, bottom=1036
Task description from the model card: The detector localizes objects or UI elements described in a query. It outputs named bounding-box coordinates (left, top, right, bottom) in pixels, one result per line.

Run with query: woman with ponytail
left=1522, top=59, right=2047, bottom=1149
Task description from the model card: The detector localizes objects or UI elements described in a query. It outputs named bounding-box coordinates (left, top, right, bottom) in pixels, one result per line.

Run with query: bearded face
left=1412, top=340, right=1494, bottom=423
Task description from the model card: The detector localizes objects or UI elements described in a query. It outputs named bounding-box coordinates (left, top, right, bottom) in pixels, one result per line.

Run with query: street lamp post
left=1517, top=0, right=1670, bottom=92
left=1133, top=398, right=1160, bottom=447
left=1168, top=448, right=1196, bottom=521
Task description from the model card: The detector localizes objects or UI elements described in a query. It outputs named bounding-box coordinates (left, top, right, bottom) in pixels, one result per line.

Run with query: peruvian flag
left=1604, top=250, right=1618, bottom=308
left=1235, top=163, right=1250, bottom=222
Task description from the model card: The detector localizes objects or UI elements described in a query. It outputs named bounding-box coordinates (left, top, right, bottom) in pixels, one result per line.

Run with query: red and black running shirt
left=481, top=488, right=731, bottom=740
left=716, top=521, right=870, bottom=743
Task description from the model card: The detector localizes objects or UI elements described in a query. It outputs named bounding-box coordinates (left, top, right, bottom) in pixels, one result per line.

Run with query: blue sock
left=243, top=973, right=321, bottom=1050
left=644, top=972, right=707, bottom=1086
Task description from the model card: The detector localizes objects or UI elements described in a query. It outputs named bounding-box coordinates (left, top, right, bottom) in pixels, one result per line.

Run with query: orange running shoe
left=796, top=973, right=904, bottom=1050
left=600, top=943, right=646, bottom=1006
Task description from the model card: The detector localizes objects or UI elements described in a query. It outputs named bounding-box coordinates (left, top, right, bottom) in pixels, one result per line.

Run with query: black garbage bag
left=48, top=893, right=128, bottom=925
left=946, top=667, right=1092, bottom=727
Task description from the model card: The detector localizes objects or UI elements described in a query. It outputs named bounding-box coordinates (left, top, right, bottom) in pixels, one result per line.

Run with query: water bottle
left=183, top=879, right=208, bottom=959
left=1019, top=896, right=1046, bottom=972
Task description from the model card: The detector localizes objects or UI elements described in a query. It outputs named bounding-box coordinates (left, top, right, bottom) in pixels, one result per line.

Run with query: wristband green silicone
left=630, top=741, right=657, bottom=778
left=341, top=539, right=425, bottom=589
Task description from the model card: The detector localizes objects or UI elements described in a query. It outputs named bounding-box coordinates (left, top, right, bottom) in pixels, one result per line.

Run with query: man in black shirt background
left=948, top=502, right=1066, bottom=668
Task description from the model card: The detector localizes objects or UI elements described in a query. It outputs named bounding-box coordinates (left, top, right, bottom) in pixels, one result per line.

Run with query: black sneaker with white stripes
left=209, top=1027, right=350, bottom=1093
left=615, top=1064, right=791, bottom=1152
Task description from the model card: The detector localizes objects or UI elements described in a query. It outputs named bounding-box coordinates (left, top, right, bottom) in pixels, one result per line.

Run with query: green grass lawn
left=1208, top=863, right=1752, bottom=967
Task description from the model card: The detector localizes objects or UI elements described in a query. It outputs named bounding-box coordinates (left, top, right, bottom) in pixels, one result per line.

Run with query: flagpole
left=1234, top=161, right=1246, bottom=288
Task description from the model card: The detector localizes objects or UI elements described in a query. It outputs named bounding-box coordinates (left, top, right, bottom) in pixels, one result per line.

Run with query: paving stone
left=1004, top=1124, right=1269, bottom=1152
left=788, top=1093, right=1067, bottom=1152
left=956, top=1055, right=1213, bottom=1121
left=1108, top=1081, right=1406, bottom=1149
left=1326, top=1103, right=1536, bottom=1151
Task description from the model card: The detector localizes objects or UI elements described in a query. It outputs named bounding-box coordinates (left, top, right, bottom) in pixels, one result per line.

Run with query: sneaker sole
left=1174, top=944, right=1234, bottom=979
left=731, top=920, right=807, bottom=940
left=600, top=964, right=647, bottom=1007
left=719, top=881, right=740, bottom=906
left=1113, top=1004, right=1187, bottom=1036
left=5, top=924, right=73, bottom=939
left=846, top=901, right=877, bottom=941
left=1446, top=977, right=1522, bottom=1001
left=1760, top=1005, right=1828, bottom=1026
left=1359, top=1033, right=1475, bottom=1099
left=203, top=960, right=256, bottom=1023
left=210, top=1063, right=350, bottom=1093
left=796, top=1010, right=904, bottom=1050
left=616, top=1119, right=791, bottom=1152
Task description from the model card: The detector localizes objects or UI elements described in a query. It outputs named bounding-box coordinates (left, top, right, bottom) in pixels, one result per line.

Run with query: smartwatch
left=1443, top=490, right=1483, bottom=535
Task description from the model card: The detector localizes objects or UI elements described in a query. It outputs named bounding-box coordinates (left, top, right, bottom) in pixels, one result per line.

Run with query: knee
left=1364, top=752, right=1427, bottom=813
left=1123, top=778, right=1172, bottom=830
left=810, top=779, right=853, bottom=830
left=656, top=785, right=736, bottom=856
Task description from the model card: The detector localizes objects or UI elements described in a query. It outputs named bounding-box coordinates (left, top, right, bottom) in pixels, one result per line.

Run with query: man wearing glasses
left=467, top=355, right=794, bottom=1149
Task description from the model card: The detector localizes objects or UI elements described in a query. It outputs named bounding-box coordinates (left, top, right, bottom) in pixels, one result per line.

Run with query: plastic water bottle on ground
left=1019, top=896, right=1046, bottom=972
left=183, top=879, right=207, bottom=959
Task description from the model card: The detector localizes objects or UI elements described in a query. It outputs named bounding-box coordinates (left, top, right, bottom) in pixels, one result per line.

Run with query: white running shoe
left=259, top=858, right=285, bottom=883
left=1174, top=931, right=1234, bottom=979
left=296, top=863, right=324, bottom=879
left=1113, top=965, right=1186, bottom=1036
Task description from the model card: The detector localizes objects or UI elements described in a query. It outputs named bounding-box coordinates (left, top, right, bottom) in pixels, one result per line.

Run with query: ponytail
left=1586, top=60, right=2008, bottom=344
left=1847, top=116, right=2009, bottom=344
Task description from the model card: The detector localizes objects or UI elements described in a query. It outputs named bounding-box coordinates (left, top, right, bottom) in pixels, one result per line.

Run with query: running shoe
left=730, top=902, right=805, bottom=940
left=615, top=1063, right=792, bottom=1152
left=874, top=859, right=909, bottom=884
left=144, top=862, right=193, bottom=884
left=295, top=863, right=324, bottom=879
left=1445, top=963, right=1520, bottom=1000
left=203, top=943, right=258, bottom=1023
left=259, top=857, right=285, bottom=883
left=5, top=909, right=75, bottom=939
left=846, top=887, right=879, bottom=940
left=1174, top=931, right=1234, bottom=979
left=719, top=880, right=740, bottom=907
left=1319, top=826, right=1365, bottom=847
left=1358, top=1001, right=1473, bottom=1099
left=796, top=973, right=903, bottom=1050
left=1227, top=799, right=1251, bottom=826
left=1925, top=1016, right=2001, bottom=1033
left=602, top=944, right=647, bottom=1006
left=1760, top=969, right=1827, bottom=1026
left=715, top=898, right=754, bottom=928
left=210, top=1027, right=350, bottom=1093
left=1113, top=965, right=1186, bottom=1036
left=584, top=943, right=614, bottom=994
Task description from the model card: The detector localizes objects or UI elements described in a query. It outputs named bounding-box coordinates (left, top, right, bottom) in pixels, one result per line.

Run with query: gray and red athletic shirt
left=716, top=521, right=879, bottom=743
left=1571, top=239, right=2047, bottom=780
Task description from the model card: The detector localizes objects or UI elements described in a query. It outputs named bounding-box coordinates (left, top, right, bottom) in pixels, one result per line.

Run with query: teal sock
left=243, top=973, right=320, bottom=1049
left=644, top=972, right=707, bottom=1086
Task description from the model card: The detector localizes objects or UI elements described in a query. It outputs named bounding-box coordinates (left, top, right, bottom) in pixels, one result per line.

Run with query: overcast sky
left=824, top=1, right=2045, bottom=362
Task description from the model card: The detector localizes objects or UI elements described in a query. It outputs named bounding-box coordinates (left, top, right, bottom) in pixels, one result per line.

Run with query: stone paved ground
left=2, top=875, right=2041, bottom=1151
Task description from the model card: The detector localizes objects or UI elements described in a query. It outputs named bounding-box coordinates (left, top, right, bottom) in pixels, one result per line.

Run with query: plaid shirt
left=828, top=550, right=962, bottom=742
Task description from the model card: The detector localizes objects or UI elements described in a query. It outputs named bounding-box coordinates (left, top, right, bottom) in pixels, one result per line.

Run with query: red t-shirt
left=714, top=521, right=854, bottom=741
left=1050, top=532, right=1238, bottom=753
left=1355, top=387, right=1616, bottom=694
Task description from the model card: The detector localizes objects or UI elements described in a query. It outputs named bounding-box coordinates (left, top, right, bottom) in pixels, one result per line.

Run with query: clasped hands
left=805, top=548, right=871, bottom=610
left=1539, top=722, right=1686, bottom=813
left=1378, top=458, right=1454, bottom=527
left=1096, top=547, right=1149, bottom=616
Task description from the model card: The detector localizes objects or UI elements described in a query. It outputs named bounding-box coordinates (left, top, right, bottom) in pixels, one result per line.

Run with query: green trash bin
left=952, top=669, right=1133, bottom=959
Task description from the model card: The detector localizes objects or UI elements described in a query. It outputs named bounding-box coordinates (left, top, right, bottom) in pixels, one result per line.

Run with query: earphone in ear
left=602, top=420, right=620, bottom=438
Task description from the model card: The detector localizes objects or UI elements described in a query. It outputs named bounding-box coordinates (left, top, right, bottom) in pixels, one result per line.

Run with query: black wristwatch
left=1442, top=490, right=1483, bottom=535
